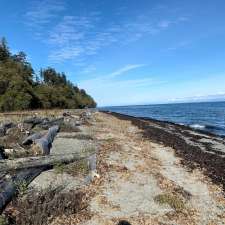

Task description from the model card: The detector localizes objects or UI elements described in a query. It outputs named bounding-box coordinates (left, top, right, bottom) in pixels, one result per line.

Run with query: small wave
left=189, top=124, right=205, bottom=129
left=189, top=124, right=225, bottom=136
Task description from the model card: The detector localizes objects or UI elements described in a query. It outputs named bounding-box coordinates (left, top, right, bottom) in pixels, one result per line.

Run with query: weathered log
left=24, top=117, right=45, bottom=124
left=22, top=131, right=46, bottom=145
left=0, top=150, right=96, bottom=211
left=22, top=125, right=59, bottom=155
left=0, top=151, right=96, bottom=172
left=0, top=167, right=46, bottom=212
left=33, top=125, right=59, bottom=155
left=23, top=117, right=48, bottom=125
left=37, top=117, right=64, bottom=130
left=23, top=117, right=64, bottom=130
left=0, top=122, right=15, bottom=137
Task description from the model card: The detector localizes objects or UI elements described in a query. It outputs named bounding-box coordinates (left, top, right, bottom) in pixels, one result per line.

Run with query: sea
left=101, top=101, right=225, bottom=137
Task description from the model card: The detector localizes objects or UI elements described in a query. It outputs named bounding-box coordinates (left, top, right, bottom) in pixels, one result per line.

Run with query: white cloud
left=78, top=75, right=164, bottom=106
left=158, top=20, right=171, bottom=28
left=106, top=64, right=146, bottom=78
left=48, top=46, right=83, bottom=62
left=48, top=15, right=93, bottom=46
left=25, top=0, right=65, bottom=29
left=24, top=1, right=189, bottom=63
left=168, top=93, right=225, bottom=103
left=80, top=65, right=96, bottom=74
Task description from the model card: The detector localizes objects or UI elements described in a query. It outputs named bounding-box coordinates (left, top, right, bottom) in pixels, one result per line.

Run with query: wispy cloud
left=24, top=0, right=65, bottom=29
left=80, top=65, right=96, bottom=74
left=48, top=46, right=84, bottom=62
left=48, top=15, right=94, bottom=46
left=24, top=1, right=189, bottom=63
left=106, top=64, right=146, bottom=78
left=158, top=20, right=172, bottom=28
left=78, top=65, right=164, bottom=106
left=168, top=93, right=225, bottom=103
left=166, top=40, right=190, bottom=51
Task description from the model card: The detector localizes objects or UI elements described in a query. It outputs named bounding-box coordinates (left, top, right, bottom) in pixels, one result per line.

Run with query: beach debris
left=0, top=122, right=15, bottom=137
left=0, top=150, right=96, bottom=211
left=0, top=151, right=96, bottom=173
left=23, top=116, right=64, bottom=130
left=0, top=146, right=6, bottom=160
left=22, top=131, right=46, bottom=145
left=37, top=117, right=64, bottom=130
left=0, top=167, right=45, bottom=212
left=31, top=125, right=59, bottom=155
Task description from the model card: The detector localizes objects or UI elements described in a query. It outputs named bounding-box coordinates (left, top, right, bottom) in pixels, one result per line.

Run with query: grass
left=14, top=180, right=28, bottom=197
left=154, top=193, right=185, bottom=212
left=54, top=159, right=90, bottom=177
left=5, top=187, right=87, bottom=225
left=0, top=216, right=8, bottom=225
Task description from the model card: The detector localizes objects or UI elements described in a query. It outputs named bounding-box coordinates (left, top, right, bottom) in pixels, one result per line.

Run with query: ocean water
left=101, top=101, right=225, bottom=136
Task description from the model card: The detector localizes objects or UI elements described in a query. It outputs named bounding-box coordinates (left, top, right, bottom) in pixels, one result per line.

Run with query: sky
left=1, top=0, right=225, bottom=106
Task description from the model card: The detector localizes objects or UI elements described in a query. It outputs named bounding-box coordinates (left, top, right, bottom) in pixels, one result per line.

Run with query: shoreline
left=102, top=111, right=225, bottom=192
left=1, top=110, right=225, bottom=224
left=101, top=110, right=225, bottom=138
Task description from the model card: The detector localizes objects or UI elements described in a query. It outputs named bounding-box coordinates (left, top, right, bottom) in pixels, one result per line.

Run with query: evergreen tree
left=0, top=37, right=96, bottom=111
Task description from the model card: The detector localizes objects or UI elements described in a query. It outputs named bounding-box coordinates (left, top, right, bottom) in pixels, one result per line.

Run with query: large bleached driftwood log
left=33, top=125, right=59, bottom=155
left=0, top=150, right=96, bottom=211
left=22, top=125, right=59, bottom=155
left=0, top=151, right=96, bottom=172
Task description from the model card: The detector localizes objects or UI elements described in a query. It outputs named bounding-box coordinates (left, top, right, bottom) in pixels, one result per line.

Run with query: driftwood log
left=22, top=131, right=47, bottom=145
left=33, top=125, right=59, bottom=155
left=0, top=167, right=45, bottom=212
left=23, top=117, right=64, bottom=130
left=0, top=122, right=15, bottom=137
left=23, top=117, right=48, bottom=127
left=22, top=125, right=59, bottom=155
left=0, top=151, right=96, bottom=211
left=0, top=151, right=96, bottom=172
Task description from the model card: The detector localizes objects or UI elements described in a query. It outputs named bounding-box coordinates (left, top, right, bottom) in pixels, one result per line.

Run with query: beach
left=1, top=110, right=225, bottom=224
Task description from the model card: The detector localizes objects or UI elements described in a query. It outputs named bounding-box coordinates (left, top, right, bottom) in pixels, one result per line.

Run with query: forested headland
left=0, top=38, right=96, bottom=112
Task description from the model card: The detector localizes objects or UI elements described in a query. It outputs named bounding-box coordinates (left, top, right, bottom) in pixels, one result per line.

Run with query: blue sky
left=1, top=0, right=225, bottom=106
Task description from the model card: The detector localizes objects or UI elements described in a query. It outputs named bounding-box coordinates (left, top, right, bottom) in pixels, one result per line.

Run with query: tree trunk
left=0, top=151, right=95, bottom=172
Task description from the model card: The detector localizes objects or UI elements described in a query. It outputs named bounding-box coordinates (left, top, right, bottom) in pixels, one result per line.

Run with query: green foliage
left=15, top=180, right=28, bottom=198
left=0, top=37, right=96, bottom=111
left=0, top=215, right=8, bottom=225
left=154, top=193, right=185, bottom=211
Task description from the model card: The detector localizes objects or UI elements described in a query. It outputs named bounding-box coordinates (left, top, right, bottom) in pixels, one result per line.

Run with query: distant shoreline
left=100, top=100, right=225, bottom=108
